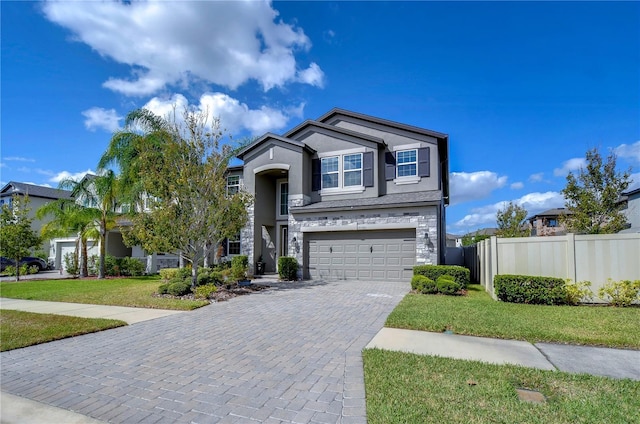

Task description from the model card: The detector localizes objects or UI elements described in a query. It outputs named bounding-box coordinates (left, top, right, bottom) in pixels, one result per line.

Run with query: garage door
left=305, top=230, right=416, bottom=281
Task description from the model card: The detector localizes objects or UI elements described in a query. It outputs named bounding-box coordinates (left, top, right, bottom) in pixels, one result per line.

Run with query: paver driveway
left=1, top=280, right=408, bottom=423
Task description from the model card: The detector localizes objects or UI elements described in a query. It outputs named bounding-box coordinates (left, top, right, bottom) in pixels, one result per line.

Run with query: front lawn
left=0, top=310, right=126, bottom=351
left=0, top=276, right=209, bottom=310
left=363, top=349, right=640, bottom=424
left=386, top=285, right=640, bottom=348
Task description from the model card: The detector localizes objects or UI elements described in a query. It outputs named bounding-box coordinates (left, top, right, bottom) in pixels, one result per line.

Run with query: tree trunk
left=98, top=227, right=106, bottom=279
left=80, top=237, right=88, bottom=278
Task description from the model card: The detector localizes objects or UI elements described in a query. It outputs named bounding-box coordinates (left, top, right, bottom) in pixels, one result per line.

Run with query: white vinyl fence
left=475, top=233, right=640, bottom=302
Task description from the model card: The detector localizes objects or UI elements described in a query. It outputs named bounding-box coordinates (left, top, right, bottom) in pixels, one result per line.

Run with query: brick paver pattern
left=1, top=280, right=408, bottom=423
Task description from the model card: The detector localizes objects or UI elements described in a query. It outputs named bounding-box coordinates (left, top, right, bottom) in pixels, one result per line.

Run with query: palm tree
left=59, top=173, right=120, bottom=279
left=37, top=199, right=96, bottom=277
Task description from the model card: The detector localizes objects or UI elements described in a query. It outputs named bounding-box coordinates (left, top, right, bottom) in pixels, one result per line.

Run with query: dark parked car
left=0, top=256, right=48, bottom=272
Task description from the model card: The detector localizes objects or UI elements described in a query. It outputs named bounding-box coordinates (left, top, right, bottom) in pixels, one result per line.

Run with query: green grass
left=0, top=276, right=209, bottom=310
left=364, top=349, right=640, bottom=424
left=1, top=310, right=126, bottom=351
left=386, top=285, right=640, bottom=348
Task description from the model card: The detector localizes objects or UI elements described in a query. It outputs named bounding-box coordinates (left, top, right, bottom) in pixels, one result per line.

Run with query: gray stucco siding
left=242, top=142, right=305, bottom=195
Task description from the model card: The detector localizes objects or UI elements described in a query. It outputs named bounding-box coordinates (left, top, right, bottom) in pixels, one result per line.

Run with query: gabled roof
left=528, top=208, right=572, bottom=221
left=235, top=133, right=315, bottom=160
left=317, top=108, right=449, bottom=140
left=0, top=181, right=72, bottom=200
left=284, top=119, right=386, bottom=146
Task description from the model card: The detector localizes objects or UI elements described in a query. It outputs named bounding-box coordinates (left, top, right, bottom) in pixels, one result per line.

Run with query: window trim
left=227, top=175, right=240, bottom=195
left=396, top=149, right=418, bottom=179
left=227, top=232, right=241, bottom=256
left=318, top=151, right=366, bottom=194
left=321, top=156, right=340, bottom=190
left=343, top=153, right=363, bottom=187
left=277, top=180, right=289, bottom=219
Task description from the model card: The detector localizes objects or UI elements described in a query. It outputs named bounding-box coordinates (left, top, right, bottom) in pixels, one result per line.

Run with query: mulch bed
left=153, top=282, right=271, bottom=303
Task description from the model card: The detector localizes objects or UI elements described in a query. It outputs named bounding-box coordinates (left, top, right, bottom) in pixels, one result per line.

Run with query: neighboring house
left=234, top=108, right=449, bottom=281
left=456, top=228, right=497, bottom=246
left=619, top=187, right=640, bottom=233
left=0, top=182, right=72, bottom=256
left=446, top=233, right=460, bottom=248
left=528, top=208, right=572, bottom=236
left=48, top=174, right=180, bottom=272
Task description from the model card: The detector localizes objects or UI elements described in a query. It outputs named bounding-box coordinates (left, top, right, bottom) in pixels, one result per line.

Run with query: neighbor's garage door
left=305, top=230, right=416, bottom=281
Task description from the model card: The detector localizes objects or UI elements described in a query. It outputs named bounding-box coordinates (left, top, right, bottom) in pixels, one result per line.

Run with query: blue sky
left=2, top=1, right=639, bottom=234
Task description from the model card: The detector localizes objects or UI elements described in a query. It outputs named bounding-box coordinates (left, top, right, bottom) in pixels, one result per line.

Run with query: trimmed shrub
left=194, top=284, right=217, bottom=300
left=413, top=265, right=469, bottom=290
left=598, top=279, right=640, bottom=307
left=157, top=283, right=170, bottom=295
left=436, top=277, right=459, bottom=295
left=564, top=280, right=594, bottom=305
left=159, top=267, right=191, bottom=281
left=278, top=257, right=298, bottom=281
left=494, top=274, right=567, bottom=305
left=167, top=281, right=192, bottom=297
left=231, top=255, right=249, bottom=280
left=160, top=268, right=180, bottom=281
left=119, top=257, right=145, bottom=276
left=412, top=275, right=438, bottom=294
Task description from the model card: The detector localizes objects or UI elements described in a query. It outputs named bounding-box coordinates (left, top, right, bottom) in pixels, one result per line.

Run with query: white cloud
left=82, top=107, right=122, bottom=132
left=296, top=63, right=325, bottom=87
left=615, top=140, right=640, bottom=164
left=42, top=1, right=324, bottom=96
left=554, top=157, right=587, bottom=177
left=453, top=191, right=565, bottom=231
left=510, top=182, right=524, bottom=190
left=49, top=169, right=95, bottom=184
left=528, top=172, right=544, bottom=182
left=143, top=93, right=303, bottom=136
left=449, top=171, right=508, bottom=205
left=3, top=156, right=35, bottom=162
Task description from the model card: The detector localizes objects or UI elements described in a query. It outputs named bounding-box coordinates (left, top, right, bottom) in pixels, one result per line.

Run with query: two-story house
left=619, top=187, right=640, bottom=233
left=1, top=182, right=73, bottom=256
left=232, top=108, right=449, bottom=281
left=528, top=208, right=572, bottom=236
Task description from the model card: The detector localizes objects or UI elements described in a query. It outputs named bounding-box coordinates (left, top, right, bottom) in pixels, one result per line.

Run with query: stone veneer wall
left=288, top=203, right=439, bottom=280
left=241, top=204, right=255, bottom=274
left=242, top=194, right=439, bottom=279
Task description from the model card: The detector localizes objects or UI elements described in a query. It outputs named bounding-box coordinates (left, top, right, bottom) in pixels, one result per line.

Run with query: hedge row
left=413, top=265, right=470, bottom=290
left=494, top=274, right=567, bottom=305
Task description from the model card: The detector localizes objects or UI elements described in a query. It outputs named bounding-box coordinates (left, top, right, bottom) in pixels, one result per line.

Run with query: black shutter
left=385, top=151, right=396, bottom=181
left=418, top=147, right=430, bottom=177
left=363, top=152, right=374, bottom=187
left=312, top=158, right=321, bottom=191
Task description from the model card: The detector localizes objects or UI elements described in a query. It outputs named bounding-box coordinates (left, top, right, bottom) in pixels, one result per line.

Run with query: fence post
left=566, top=233, right=577, bottom=283
left=489, top=236, right=499, bottom=300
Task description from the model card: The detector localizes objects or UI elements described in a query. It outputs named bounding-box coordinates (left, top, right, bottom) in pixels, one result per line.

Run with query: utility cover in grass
left=516, top=388, right=546, bottom=404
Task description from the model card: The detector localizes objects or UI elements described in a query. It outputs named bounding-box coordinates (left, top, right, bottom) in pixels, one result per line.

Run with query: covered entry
left=305, top=229, right=416, bottom=281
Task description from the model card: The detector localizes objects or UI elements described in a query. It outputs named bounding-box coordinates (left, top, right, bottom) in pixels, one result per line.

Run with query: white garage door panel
left=306, top=230, right=416, bottom=281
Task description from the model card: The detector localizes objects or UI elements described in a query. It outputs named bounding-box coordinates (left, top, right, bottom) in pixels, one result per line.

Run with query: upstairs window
left=397, top=149, right=417, bottom=177
left=278, top=181, right=289, bottom=216
left=321, top=157, right=339, bottom=189
left=343, top=154, right=362, bottom=187
left=227, top=175, right=240, bottom=195
left=313, top=151, right=373, bottom=192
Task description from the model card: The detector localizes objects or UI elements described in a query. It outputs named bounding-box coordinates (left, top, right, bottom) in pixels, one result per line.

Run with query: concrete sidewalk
left=367, top=327, right=640, bottom=381
left=0, top=298, right=185, bottom=324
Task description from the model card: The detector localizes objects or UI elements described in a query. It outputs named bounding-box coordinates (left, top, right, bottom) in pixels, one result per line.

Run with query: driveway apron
left=1, top=280, right=408, bottom=424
